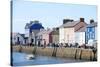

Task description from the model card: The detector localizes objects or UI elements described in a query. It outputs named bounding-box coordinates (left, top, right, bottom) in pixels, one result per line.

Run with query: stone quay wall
left=12, top=45, right=97, bottom=61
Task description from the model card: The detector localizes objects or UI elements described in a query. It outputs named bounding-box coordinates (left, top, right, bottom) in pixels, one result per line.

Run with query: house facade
left=12, top=33, right=25, bottom=45
left=25, top=23, right=30, bottom=44
left=85, top=20, right=97, bottom=44
left=51, top=28, right=59, bottom=44
left=59, top=18, right=87, bottom=45
left=36, top=29, right=52, bottom=46
left=25, top=20, right=44, bottom=45
left=75, top=26, right=86, bottom=46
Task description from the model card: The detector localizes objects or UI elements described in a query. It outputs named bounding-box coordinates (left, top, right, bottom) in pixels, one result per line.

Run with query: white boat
left=26, top=54, right=35, bottom=60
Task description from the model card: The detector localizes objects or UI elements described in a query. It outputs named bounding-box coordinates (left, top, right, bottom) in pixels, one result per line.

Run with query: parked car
left=86, top=39, right=97, bottom=49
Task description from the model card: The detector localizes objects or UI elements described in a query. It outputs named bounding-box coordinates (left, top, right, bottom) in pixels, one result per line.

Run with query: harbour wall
left=12, top=45, right=97, bottom=61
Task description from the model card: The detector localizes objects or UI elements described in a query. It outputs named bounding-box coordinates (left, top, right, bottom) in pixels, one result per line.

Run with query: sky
left=12, top=0, right=97, bottom=33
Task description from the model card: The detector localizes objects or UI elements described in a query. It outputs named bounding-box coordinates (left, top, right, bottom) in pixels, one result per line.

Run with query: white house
left=24, top=21, right=44, bottom=45
left=25, top=23, right=31, bottom=44
left=59, top=18, right=87, bottom=46
left=12, top=33, right=25, bottom=45
left=75, top=26, right=86, bottom=46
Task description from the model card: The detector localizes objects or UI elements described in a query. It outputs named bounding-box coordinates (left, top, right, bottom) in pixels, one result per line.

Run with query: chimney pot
left=90, top=19, right=94, bottom=24
left=63, top=19, right=74, bottom=24
left=80, top=18, right=84, bottom=22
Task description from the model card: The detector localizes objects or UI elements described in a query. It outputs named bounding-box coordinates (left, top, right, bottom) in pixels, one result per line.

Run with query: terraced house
left=25, top=20, right=44, bottom=45
left=75, top=26, right=86, bottom=46
left=12, top=33, right=25, bottom=45
left=59, top=18, right=87, bottom=46
left=51, top=27, right=59, bottom=44
left=36, top=28, right=52, bottom=46
left=85, top=19, right=97, bottom=46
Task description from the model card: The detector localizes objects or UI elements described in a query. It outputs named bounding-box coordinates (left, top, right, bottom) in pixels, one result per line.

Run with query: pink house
left=36, top=29, right=52, bottom=46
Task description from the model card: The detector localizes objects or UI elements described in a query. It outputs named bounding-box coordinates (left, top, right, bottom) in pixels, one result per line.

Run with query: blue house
left=29, top=21, right=44, bottom=33
left=86, top=20, right=97, bottom=44
left=25, top=20, right=44, bottom=45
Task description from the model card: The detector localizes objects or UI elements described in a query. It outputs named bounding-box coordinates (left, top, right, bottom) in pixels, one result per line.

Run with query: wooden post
left=75, top=49, right=77, bottom=59
left=79, top=50, right=82, bottom=60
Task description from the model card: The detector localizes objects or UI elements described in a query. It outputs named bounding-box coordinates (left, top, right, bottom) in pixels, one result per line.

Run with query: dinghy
left=26, top=54, right=35, bottom=60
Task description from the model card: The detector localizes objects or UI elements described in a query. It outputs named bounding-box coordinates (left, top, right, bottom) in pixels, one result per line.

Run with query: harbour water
left=12, top=52, right=88, bottom=66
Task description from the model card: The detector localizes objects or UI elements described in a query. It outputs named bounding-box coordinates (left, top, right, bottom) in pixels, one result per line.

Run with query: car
left=86, top=39, right=97, bottom=49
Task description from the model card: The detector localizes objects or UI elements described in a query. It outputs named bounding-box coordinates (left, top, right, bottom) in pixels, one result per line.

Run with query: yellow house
left=59, top=18, right=87, bottom=45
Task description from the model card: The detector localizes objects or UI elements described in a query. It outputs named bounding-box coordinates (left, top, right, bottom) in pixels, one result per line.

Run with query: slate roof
left=37, top=29, right=52, bottom=36
left=25, top=21, right=44, bottom=33
left=76, top=26, right=86, bottom=32
left=12, top=33, right=25, bottom=39
left=30, top=23, right=44, bottom=30
left=59, top=21, right=80, bottom=28
left=20, top=34, right=25, bottom=38
left=87, top=22, right=97, bottom=27
left=51, top=31, right=59, bottom=35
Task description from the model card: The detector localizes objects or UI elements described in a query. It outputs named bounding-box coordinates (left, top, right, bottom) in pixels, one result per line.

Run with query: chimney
left=56, top=27, right=59, bottom=30
left=30, top=20, right=39, bottom=24
left=63, top=19, right=73, bottom=24
left=34, top=20, right=39, bottom=23
left=30, top=21, right=34, bottom=24
left=80, top=18, right=84, bottom=22
left=90, top=19, right=94, bottom=24
left=53, top=27, right=59, bottom=31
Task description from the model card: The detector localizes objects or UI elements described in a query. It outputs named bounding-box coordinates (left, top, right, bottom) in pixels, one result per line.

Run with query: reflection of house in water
left=36, top=28, right=52, bottom=46
left=59, top=18, right=87, bottom=45
left=25, top=20, right=44, bottom=45
left=12, top=33, right=25, bottom=45
left=85, top=19, right=97, bottom=44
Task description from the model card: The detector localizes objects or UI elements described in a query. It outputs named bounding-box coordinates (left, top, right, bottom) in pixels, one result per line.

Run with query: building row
left=12, top=18, right=97, bottom=47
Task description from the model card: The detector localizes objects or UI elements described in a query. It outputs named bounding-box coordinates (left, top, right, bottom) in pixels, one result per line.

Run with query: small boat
left=26, top=54, right=35, bottom=60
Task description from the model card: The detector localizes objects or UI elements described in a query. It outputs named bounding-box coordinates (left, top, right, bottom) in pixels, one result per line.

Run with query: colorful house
left=51, top=27, right=59, bottom=44
left=12, top=33, right=25, bottom=45
left=85, top=20, right=97, bottom=44
left=59, top=18, right=87, bottom=45
left=25, top=20, right=44, bottom=45
left=36, top=29, right=52, bottom=46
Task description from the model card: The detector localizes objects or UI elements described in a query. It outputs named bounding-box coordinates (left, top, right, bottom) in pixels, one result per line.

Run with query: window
left=31, top=39, right=34, bottom=42
left=91, top=33, right=95, bottom=39
left=87, top=28, right=90, bottom=32
left=92, top=28, right=95, bottom=32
